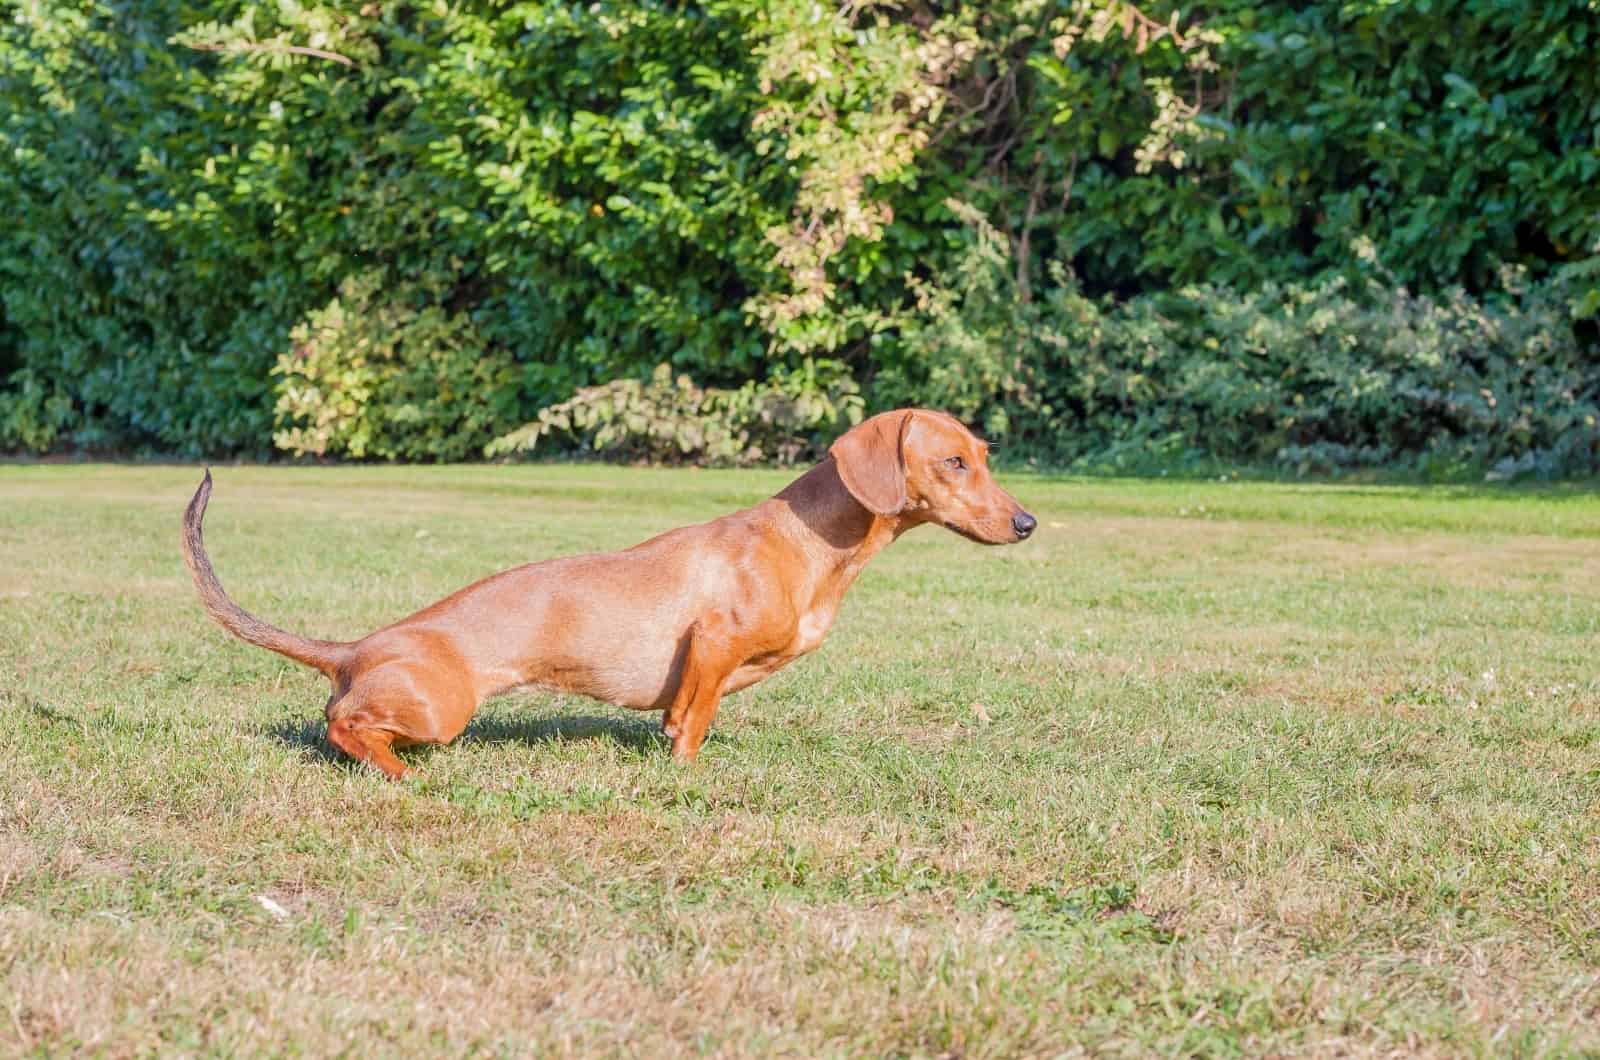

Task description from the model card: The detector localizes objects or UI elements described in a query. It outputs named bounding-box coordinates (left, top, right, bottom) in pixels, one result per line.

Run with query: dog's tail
left=182, top=470, right=350, bottom=678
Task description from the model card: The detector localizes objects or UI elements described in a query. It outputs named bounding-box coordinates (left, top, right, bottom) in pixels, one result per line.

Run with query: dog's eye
left=943, top=456, right=966, bottom=471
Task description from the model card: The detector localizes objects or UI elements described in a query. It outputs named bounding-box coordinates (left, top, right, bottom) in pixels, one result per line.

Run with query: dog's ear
left=829, top=411, right=914, bottom=516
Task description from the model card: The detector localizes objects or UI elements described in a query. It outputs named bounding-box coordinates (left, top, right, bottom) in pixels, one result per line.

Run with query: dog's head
left=829, top=409, right=1036, bottom=545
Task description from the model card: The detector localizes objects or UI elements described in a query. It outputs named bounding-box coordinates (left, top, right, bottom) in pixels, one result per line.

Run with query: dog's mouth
left=943, top=520, right=1014, bottom=546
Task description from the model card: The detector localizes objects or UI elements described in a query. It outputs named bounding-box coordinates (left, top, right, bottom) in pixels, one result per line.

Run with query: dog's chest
left=791, top=604, right=836, bottom=656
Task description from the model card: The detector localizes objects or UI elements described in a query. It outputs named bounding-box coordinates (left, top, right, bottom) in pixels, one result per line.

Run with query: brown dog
left=182, top=408, right=1035, bottom=778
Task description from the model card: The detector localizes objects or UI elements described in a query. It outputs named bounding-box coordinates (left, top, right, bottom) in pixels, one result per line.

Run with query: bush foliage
left=899, top=208, right=1599, bottom=476
left=2, top=0, right=1597, bottom=473
left=484, top=359, right=863, bottom=467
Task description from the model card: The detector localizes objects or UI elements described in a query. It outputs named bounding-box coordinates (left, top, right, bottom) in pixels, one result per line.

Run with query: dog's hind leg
left=325, top=663, right=477, bottom=780
left=326, top=712, right=412, bottom=780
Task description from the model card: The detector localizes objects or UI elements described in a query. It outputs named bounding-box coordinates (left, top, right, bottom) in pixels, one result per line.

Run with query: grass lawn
left=2, top=463, right=1597, bottom=1056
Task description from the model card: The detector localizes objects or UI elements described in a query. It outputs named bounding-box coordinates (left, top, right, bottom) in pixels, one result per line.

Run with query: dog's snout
left=1011, top=511, right=1037, bottom=539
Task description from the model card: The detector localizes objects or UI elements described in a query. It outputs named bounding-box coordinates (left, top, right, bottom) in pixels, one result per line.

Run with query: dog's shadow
left=265, top=708, right=665, bottom=770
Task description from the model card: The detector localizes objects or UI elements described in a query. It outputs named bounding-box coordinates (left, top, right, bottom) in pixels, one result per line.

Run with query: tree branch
left=1016, top=159, right=1047, bottom=303
left=184, top=39, right=357, bottom=68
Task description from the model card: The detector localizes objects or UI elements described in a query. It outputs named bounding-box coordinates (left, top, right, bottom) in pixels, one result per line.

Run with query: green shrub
left=886, top=213, right=1600, bottom=478
left=925, top=0, right=1600, bottom=302
left=868, top=200, right=1041, bottom=435
left=0, top=0, right=785, bottom=456
left=487, top=360, right=862, bottom=467
left=0, top=371, right=75, bottom=453
left=1, top=0, right=1597, bottom=468
left=272, top=271, right=520, bottom=461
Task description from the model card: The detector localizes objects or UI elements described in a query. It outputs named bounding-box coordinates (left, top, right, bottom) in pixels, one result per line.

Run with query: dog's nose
left=1012, top=511, right=1037, bottom=539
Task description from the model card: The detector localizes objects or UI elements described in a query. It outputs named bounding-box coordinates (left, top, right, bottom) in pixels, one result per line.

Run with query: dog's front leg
left=661, top=617, right=741, bottom=763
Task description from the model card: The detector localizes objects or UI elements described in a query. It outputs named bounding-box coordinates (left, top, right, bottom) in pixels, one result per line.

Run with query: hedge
left=2, top=1, right=1597, bottom=473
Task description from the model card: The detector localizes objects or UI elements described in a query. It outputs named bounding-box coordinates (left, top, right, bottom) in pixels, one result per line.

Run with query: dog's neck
left=773, top=457, right=913, bottom=585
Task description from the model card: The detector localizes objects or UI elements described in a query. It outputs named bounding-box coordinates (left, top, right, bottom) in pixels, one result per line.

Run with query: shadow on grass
left=461, top=711, right=665, bottom=753
left=263, top=718, right=349, bottom=770
left=263, top=710, right=665, bottom=771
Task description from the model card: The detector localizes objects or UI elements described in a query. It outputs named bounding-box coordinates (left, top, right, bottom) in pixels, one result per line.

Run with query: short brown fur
left=182, top=408, right=1035, bottom=778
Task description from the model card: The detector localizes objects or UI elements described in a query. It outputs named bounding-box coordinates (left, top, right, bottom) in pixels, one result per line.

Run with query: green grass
left=2, top=463, right=1598, bottom=1057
